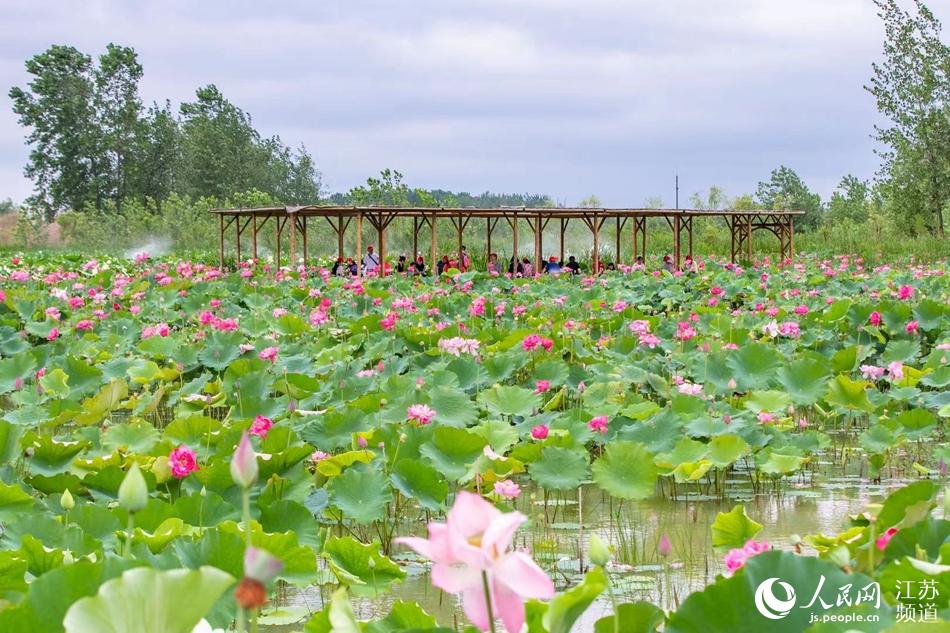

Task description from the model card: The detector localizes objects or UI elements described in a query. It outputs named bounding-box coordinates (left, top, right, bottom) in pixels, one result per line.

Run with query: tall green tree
left=347, top=169, right=411, bottom=206
left=689, top=186, right=727, bottom=210
left=755, top=166, right=823, bottom=229
left=93, top=44, right=144, bottom=212
left=826, top=175, right=874, bottom=225
left=867, top=0, right=950, bottom=236
left=9, top=46, right=98, bottom=221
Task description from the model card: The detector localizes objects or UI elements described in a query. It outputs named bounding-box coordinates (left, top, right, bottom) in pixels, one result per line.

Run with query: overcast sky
left=1, top=0, right=945, bottom=207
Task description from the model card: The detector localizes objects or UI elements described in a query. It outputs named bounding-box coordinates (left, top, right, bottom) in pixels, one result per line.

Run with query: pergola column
left=559, top=218, right=566, bottom=263
left=412, top=217, right=419, bottom=258
left=251, top=216, right=258, bottom=260
left=356, top=212, right=363, bottom=278
left=218, top=214, right=225, bottom=269
left=429, top=213, right=437, bottom=274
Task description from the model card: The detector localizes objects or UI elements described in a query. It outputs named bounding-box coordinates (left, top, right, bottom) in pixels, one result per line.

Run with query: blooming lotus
left=723, top=539, right=770, bottom=574
left=396, top=492, right=554, bottom=632
left=588, top=415, right=608, bottom=434
left=407, top=403, right=437, bottom=425
left=250, top=415, right=273, bottom=438
left=168, top=445, right=199, bottom=479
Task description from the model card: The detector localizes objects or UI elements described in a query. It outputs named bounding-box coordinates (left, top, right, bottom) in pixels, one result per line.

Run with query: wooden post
left=687, top=216, right=693, bottom=259
left=430, top=213, right=437, bottom=275
left=746, top=215, right=753, bottom=261
left=337, top=215, right=345, bottom=258
left=486, top=218, right=492, bottom=262
left=378, top=215, right=387, bottom=277
left=356, top=212, right=363, bottom=278
left=512, top=210, right=519, bottom=274
left=412, top=217, right=418, bottom=258
left=289, top=213, right=297, bottom=267
left=252, top=216, right=258, bottom=260
left=218, top=214, right=224, bottom=270
left=274, top=216, right=282, bottom=268
left=673, top=214, right=681, bottom=270
left=301, top=216, right=308, bottom=266
left=538, top=214, right=544, bottom=271
left=592, top=211, right=600, bottom=273
left=632, top=216, right=638, bottom=261
left=559, top=218, right=565, bottom=263
left=456, top=212, right=463, bottom=269
left=533, top=214, right=541, bottom=274
left=615, top=217, right=621, bottom=264
left=235, top=216, right=242, bottom=262
left=789, top=216, right=795, bottom=260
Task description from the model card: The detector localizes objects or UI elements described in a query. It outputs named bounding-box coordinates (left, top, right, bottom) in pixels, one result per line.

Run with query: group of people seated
left=329, top=245, right=696, bottom=278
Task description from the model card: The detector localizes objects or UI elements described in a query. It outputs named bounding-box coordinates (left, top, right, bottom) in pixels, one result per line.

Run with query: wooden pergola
left=209, top=205, right=803, bottom=274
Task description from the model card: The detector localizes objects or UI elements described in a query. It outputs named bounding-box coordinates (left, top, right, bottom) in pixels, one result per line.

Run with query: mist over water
left=124, top=236, right=172, bottom=260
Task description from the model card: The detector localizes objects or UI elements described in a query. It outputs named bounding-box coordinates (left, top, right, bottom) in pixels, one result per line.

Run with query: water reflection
left=274, top=471, right=912, bottom=631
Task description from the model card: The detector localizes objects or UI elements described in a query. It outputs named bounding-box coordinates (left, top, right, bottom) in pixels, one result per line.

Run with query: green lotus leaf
left=528, top=446, right=589, bottom=491
left=711, top=504, right=763, bottom=550
left=390, top=458, right=448, bottom=511
left=329, top=462, right=393, bottom=524
left=478, top=384, right=541, bottom=418
left=63, top=566, right=235, bottom=633
left=418, top=426, right=487, bottom=481
left=593, top=601, right=664, bottom=633
left=726, top=343, right=782, bottom=390
left=323, top=535, right=406, bottom=597
left=591, top=441, right=657, bottom=500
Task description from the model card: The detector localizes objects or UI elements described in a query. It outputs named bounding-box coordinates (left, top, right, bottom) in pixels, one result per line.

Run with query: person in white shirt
left=363, top=246, right=380, bottom=273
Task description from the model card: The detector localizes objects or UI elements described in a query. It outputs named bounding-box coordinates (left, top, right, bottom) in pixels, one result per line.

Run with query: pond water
left=267, top=461, right=914, bottom=631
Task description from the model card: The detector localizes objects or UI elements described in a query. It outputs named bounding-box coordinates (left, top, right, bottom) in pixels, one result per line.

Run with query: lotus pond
left=0, top=252, right=948, bottom=632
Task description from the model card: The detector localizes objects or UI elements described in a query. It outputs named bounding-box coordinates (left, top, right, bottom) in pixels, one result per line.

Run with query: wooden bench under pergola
left=210, top=205, right=803, bottom=274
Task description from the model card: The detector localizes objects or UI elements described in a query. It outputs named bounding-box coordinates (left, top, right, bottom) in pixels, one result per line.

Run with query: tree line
left=7, top=0, right=950, bottom=237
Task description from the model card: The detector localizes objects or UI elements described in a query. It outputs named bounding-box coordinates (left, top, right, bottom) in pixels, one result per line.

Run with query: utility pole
left=675, top=174, right=679, bottom=209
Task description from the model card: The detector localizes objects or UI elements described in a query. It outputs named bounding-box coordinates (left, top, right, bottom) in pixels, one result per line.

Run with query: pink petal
left=432, top=561, right=482, bottom=593
left=481, top=511, right=526, bottom=558
left=449, top=492, right=500, bottom=538
left=496, top=551, right=555, bottom=599
left=460, top=584, right=492, bottom=632
left=492, top=576, right=527, bottom=633
left=395, top=536, right=435, bottom=559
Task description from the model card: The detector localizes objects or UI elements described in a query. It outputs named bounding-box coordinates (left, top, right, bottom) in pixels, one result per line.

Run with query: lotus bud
left=150, top=455, right=172, bottom=484
left=588, top=534, right=610, bottom=567
left=230, top=432, right=258, bottom=489
left=118, top=463, right=148, bottom=514
left=61, top=489, right=75, bottom=512
left=658, top=533, right=672, bottom=558
left=243, top=546, right=284, bottom=584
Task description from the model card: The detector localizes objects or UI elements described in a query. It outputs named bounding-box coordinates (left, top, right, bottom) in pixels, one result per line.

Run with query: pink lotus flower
left=887, top=361, right=904, bottom=381
left=311, top=450, right=329, bottom=463
left=231, top=431, right=259, bottom=488
left=250, top=415, right=273, bottom=438
left=723, top=539, right=770, bottom=574
left=757, top=412, right=775, bottom=424
left=869, top=311, right=882, bottom=327
left=588, top=415, right=608, bottom=434
left=876, top=527, right=898, bottom=551
left=259, top=346, right=278, bottom=362
left=75, top=319, right=94, bottom=331
left=47, top=328, right=60, bottom=341
left=169, top=445, right=199, bottom=479
left=530, top=424, right=549, bottom=440
left=906, top=320, right=919, bottom=335
left=380, top=311, right=398, bottom=331
left=396, top=492, right=554, bottom=633
left=658, top=533, right=672, bottom=558
left=898, top=285, right=914, bottom=300
left=407, top=403, right=437, bottom=425
left=494, top=479, right=521, bottom=499
left=861, top=364, right=885, bottom=381
left=534, top=380, right=550, bottom=394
